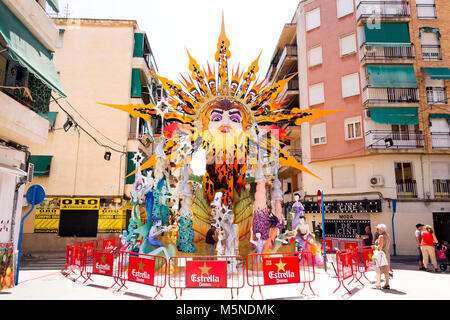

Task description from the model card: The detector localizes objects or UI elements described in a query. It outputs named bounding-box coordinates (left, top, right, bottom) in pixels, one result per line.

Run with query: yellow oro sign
left=34, top=208, right=60, bottom=233
left=60, top=198, right=100, bottom=210
left=97, top=208, right=126, bottom=233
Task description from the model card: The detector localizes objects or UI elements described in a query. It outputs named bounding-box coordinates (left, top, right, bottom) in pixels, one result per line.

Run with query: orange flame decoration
left=98, top=14, right=346, bottom=181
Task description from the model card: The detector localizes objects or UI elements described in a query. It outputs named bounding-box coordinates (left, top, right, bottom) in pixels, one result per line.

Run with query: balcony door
left=395, top=162, right=417, bottom=197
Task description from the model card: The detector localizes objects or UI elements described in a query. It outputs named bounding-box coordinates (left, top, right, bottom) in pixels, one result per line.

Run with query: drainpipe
left=392, top=199, right=397, bottom=256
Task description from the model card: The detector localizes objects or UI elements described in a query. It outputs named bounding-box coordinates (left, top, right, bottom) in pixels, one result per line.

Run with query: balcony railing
left=357, top=1, right=410, bottom=21
left=396, top=179, right=418, bottom=198
left=360, top=43, right=414, bottom=61
left=422, top=45, right=442, bottom=60
left=433, top=180, right=450, bottom=199
left=416, top=4, right=437, bottom=19
left=366, top=130, right=424, bottom=149
left=362, top=86, right=419, bottom=104
left=426, top=87, right=448, bottom=104
left=129, top=132, right=153, bottom=147
left=431, top=132, right=450, bottom=149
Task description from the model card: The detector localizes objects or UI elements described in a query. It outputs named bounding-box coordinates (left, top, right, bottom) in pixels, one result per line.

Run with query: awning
left=29, top=155, right=52, bottom=176
left=133, top=33, right=144, bottom=58
left=38, top=112, right=58, bottom=129
left=370, top=107, right=419, bottom=125
left=0, top=2, right=66, bottom=98
left=364, top=23, right=411, bottom=47
left=422, top=67, right=450, bottom=80
left=367, top=64, right=417, bottom=88
left=131, top=69, right=142, bottom=98
left=419, top=27, right=441, bottom=39
left=46, top=0, right=59, bottom=13
left=429, top=113, right=450, bottom=120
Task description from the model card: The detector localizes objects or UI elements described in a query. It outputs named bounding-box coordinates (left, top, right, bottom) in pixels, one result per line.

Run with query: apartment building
left=268, top=0, right=449, bottom=254
left=20, top=18, right=160, bottom=251
left=0, top=0, right=65, bottom=263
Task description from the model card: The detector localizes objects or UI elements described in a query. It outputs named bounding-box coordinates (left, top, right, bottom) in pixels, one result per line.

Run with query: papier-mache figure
left=291, top=192, right=304, bottom=231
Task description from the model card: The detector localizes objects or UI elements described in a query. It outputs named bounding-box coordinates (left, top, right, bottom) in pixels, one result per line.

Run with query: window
left=311, top=122, right=326, bottom=146
left=306, top=8, right=321, bottom=31
left=341, top=73, right=360, bottom=98
left=431, top=162, right=450, bottom=180
left=309, top=82, right=325, bottom=106
left=308, top=45, right=322, bottom=67
left=425, top=77, right=447, bottom=104
left=345, top=117, right=362, bottom=140
left=332, top=165, right=355, bottom=188
left=416, top=0, right=437, bottom=19
left=337, top=0, right=354, bottom=18
left=340, top=33, right=357, bottom=56
left=421, top=31, right=441, bottom=60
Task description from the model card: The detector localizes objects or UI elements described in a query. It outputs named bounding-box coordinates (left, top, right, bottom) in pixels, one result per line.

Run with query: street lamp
left=384, top=138, right=394, bottom=148
left=63, top=118, right=73, bottom=132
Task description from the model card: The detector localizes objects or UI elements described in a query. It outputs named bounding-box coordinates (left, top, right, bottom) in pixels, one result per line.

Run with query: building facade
left=20, top=18, right=160, bottom=251
left=0, top=0, right=65, bottom=273
left=268, top=0, right=449, bottom=255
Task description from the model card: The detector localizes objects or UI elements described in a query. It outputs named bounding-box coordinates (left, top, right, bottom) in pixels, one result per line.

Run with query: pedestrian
left=357, top=225, right=373, bottom=247
left=420, top=225, right=439, bottom=272
left=373, top=224, right=391, bottom=290
left=205, top=224, right=217, bottom=256
left=415, top=223, right=426, bottom=271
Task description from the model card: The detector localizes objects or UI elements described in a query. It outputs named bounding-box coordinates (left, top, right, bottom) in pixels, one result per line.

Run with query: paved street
left=2, top=255, right=449, bottom=301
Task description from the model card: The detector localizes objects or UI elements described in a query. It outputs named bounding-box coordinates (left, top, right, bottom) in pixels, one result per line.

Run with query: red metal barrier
left=354, top=246, right=375, bottom=283
left=114, top=251, right=168, bottom=299
left=332, top=248, right=363, bottom=295
left=61, top=244, right=75, bottom=277
left=246, top=251, right=316, bottom=300
left=168, top=255, right=244, bottom=299
left=82, top=248, right=122, bottom=289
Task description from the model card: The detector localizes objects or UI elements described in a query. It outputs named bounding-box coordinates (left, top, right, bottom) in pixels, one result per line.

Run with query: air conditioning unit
left=370, top=175, right=384, bottom=187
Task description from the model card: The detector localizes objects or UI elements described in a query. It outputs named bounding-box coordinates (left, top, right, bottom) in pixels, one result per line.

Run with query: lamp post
left=317, top=189, right=327, bottom=272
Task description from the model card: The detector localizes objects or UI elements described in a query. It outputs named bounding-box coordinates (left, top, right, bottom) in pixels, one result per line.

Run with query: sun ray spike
left=239, top=50, right=262, bottom=99
left=215, top=12, right=230, bottom=87
left=185, top=48, right=209, bottom=97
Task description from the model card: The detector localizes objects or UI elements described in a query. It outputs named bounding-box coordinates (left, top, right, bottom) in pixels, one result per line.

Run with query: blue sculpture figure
left=153, top=178, right=171, bottom=226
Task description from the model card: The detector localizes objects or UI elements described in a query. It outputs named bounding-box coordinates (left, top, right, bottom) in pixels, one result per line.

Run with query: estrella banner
left=325, top=239, right=333, bottom=253
left=102, top=239, right=116, bottom=251
left=93, top=251, right=114, bottom=277
left=128, top=256, right=155, bottom=286
left=34, top=208, right=60, bottom=233
left=0, top=242, right=14, bottom=291
left=74, top=247, right=84, bottom=268
left=262, top=256, right=300, bottom=285
left=186, top=260, right=227, bottom=288
left=60, top=198, right=100, bottom=210
left=344, top=242, right=358, bottom=250
left=341, top=252, right=353, bottom=279
left=363, top=248, right=374, bottom=271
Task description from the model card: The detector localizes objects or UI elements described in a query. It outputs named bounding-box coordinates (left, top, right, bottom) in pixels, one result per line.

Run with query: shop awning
left=367, top=64, right=417, bottom=88
left=38, top=112, right=58, bottom=129
left=429, top=113, right=450, bottom=120
left=422, top=67, right=450, bottom=80
left=0, top=1, right=66, bottom=98
left=46, top=0, right=59, bottom=13
left=364, top=23, right=411, bottom=47
left=131, top=69, right=142, bottom=98
left=29, top=155, right=53, bottom=176
left=369, top=107, right=419, bottom=125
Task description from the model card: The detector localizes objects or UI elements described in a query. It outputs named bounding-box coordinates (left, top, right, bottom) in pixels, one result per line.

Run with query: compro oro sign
left=262, top=256, right=300, bottom=285
left=60, top=198, right=100, bottom=210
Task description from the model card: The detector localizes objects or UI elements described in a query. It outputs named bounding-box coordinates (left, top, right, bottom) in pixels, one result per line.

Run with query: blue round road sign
left=26, top=184, right=46, bottom=205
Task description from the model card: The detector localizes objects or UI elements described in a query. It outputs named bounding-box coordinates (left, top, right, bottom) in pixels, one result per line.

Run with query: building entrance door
left=433, top=212, right=450, bottom=244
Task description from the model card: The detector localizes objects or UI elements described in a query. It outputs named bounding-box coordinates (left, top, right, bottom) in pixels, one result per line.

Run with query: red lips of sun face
left=219, top=125, right=232, bottom=133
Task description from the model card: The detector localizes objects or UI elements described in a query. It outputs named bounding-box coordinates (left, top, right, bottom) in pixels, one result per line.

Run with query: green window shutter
left=38, top=111, right=58, bottom=130
left=422, top=67, right=450, bottom=80
left=0, top=1, right=66, bottom=97
left=133, top=33, right=144, bottom=58
left=126, top=152, right=135, bottom=184
left=429, top=114, right=450, bottom=120
left=29, top=155, right=53, bottom=176
left=131, top=69, right=142, bottom=98
left=366, top=64, right=417, bottom=88
left=364, top=23, right=411, bottom=47
left=369, top=107, right=419, bottom=125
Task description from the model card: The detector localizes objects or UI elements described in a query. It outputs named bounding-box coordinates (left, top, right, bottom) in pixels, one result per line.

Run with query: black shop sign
left=324, top=219, right=371, bottom=239
left=302, top=199, right=382, bottom=214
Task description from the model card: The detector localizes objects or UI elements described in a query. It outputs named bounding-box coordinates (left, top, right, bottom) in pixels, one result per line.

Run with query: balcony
left=431, top=132, right=450, bottom=149
left=433, top=180, right=450, bottom=199
left=279, top=76, right=299, bottom=101
left=396, top=179, right=418, bottom=198
left=426, top=87, right=447, bottom=105
left=356, top=1, right=410, bottom=22
left=360, top=43, right=414, bottom=62
left=270, top=45, right=297, bottom=83
left=128, top=132, right=153, bottom=148
left=416, top=4, right=437, bottom=19
left=365, top=130, right=424, bottom=149
left=422, top=45, right=442, bottom=60
left=362, top=86, right=419, bottom=105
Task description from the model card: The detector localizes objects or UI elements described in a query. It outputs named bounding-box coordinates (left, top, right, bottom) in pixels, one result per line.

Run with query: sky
left=56, top=0, right=300, bottom=82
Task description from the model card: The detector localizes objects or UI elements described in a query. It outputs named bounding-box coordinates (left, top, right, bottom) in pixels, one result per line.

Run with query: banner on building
left=0, top=242, right=14, bottom=291
left=324, top=219, right=371, bottom=239
left=60, top=198, right=100, bottom=210
left=34, top=198, right=60, bottom=233
left=97, top=208, right=126, bottom=233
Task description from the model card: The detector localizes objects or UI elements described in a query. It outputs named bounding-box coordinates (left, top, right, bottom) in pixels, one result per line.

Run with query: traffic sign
left=26, top=184, right=45, bottom=205
left=317, top=189, right=323, bottom=206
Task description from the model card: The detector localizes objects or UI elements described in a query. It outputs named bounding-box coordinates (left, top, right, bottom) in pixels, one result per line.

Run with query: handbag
left=373, top=249, right=388, bottom=267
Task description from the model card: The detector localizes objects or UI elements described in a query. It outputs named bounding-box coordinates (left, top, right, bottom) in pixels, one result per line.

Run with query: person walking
left=205, top=224, right=217, bottom=256
left=420, top=225, right=440, bottom=272
left=415, top=223, right=426, bottom=271
left=374, top=224, right=391, bottom=290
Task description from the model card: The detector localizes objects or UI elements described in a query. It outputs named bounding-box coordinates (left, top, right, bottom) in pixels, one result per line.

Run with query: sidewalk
left=3, top=255, right=449, bottom=300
